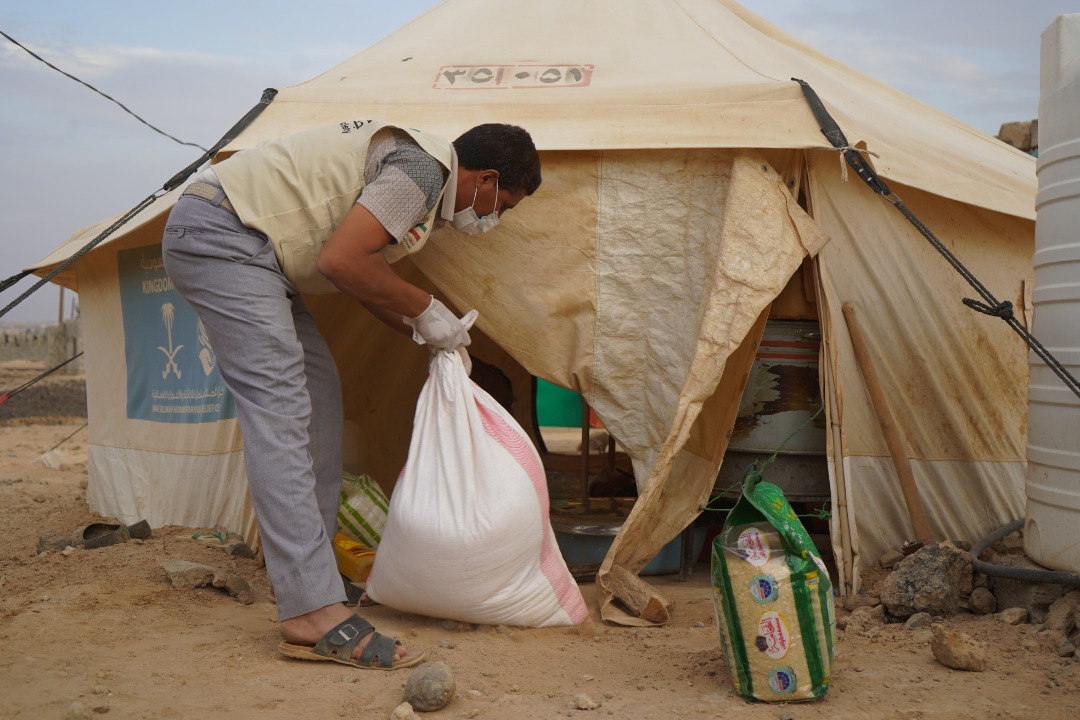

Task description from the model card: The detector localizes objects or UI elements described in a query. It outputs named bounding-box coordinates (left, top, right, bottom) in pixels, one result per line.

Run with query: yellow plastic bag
left=333, top=532, right=376, bottom=584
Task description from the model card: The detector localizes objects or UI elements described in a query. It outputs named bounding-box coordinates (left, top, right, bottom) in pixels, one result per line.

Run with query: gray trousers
left=162, top=191, right=346, bottom=620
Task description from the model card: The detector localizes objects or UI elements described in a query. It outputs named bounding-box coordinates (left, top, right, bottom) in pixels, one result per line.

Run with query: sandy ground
left=1, top=365, right=1078, bottom=719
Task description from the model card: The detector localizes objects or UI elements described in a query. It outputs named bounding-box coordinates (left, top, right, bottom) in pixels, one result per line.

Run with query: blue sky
left=0, top=0, right=1068, bottom=322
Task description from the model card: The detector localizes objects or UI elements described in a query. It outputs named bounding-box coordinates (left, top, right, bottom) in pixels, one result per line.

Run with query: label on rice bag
left=767, top=667, right=798, bottom=695
left=755, top=611, right=791, bottom=659
left=749, top=574, right=779, bottom=603
left=736, top=526, right=771, bottom=566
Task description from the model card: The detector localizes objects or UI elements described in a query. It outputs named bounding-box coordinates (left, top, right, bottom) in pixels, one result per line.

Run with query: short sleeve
left=357, top=131, right=448, bottom=242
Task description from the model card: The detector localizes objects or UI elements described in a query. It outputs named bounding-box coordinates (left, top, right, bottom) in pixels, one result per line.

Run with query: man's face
left=457, top=171, right=526, bottom=218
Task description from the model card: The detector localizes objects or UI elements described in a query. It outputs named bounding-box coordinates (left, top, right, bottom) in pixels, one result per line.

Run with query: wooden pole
left=580, top=396, right=591, bottom=511
left=841, top=303, right=933, bottom=542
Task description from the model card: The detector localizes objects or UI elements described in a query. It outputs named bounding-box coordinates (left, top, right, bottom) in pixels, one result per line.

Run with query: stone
left=404, top=661, right=455, bottom=712
left=1055, top=641, right=1076, bottom=658
left=968, top=587, right=997, bottom=616
left=930, top=624, right=986, bottom=671
left=1044, top=591, right=1080, bottom=636
left=904, top=612, right=933, bottom=630
left=224, top=541, right=255, bottom=558
left=37, top=531, right=72, bottom=554
left=991, top=556, right=1069, bottom=623
left=999, top=607, right=1029, bottom=625
left=843, top=594, right=878, bottom=611
left=389, top=702, right=420, bottom=720
left=571, top=693, right=599, bottom=710
left=161, top=560, right=254, bottom=604
left=846, top=605, right=885, bottom=634
left=881, top=541, right=973, bottom=619
left=913, top=629, right=934, bottom=644
left=996, top=120, right=1035, bottom=152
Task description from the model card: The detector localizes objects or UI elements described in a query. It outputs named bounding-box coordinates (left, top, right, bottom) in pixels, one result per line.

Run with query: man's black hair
left=453, top=124, right=542, bottom=195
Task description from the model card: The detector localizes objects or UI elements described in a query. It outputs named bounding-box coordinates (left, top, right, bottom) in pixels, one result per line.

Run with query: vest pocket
left=278, top=228, right=339, bottom=295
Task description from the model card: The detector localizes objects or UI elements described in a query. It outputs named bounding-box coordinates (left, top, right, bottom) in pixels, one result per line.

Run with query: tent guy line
left=795, top=78, right=1080, bottom=401
left=0, top=28, right=207, bottom=152
left=0, top=89, right=279, bottom=323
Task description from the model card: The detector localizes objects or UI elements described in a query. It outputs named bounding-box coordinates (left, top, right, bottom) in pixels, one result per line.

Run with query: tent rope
left=0, top=88, right=279, bottom=320
left=1, top=29, right=207, bottom=152
left=0, top=270, right=32, bottom=294
left=0, top=351, right=83, bottom=406
left=793, top=78, right=1080, bottom=401
left=826, top=145, right=880, bottom=183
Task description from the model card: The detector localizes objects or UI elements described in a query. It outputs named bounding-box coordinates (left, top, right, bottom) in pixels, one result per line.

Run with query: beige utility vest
left=212, top=120, right=454, bottom=294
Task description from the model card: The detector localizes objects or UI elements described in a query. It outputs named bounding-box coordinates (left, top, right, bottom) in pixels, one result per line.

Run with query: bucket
left=535, top=378, right=583, bottom=427
left=552, top=515, right=708, bottom=576
left=1026, top=13, right=1080, bottom=574
left=728, top=320, right=825, bottom=455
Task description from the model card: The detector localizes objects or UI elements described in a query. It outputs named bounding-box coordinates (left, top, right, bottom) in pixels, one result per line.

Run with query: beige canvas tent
left=29, top=0, right=1036, bottom=625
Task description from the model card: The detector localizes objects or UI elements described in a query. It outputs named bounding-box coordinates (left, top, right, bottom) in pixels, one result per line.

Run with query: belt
left=182, top=181, right=237, bottom=214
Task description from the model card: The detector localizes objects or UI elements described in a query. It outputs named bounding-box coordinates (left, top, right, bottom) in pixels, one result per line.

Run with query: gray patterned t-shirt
left=357, top=128, right=448, bottom=243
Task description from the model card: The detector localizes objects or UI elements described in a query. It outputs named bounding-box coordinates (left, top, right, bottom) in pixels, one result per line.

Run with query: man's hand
left=404, top=299, right=477, bottom=351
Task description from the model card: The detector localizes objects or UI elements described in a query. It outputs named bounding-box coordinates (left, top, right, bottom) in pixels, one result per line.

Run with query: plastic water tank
left=1026, top=14, right=1080, bottom=574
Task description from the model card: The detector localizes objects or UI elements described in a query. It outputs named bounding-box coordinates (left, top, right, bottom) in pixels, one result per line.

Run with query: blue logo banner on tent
left=117, top=245, right=235, bottom=423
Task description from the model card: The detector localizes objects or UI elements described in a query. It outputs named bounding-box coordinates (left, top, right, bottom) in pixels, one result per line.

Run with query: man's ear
left=478, top=169, right=500, bottom=185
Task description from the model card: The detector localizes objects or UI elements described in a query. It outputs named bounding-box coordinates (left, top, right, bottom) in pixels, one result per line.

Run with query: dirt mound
left=0, top=364, right=87, bottom=424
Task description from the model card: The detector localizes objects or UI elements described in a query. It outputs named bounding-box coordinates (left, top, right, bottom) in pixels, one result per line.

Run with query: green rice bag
left=337, top=472, right=389, bottom=548
left=711, top=468, right=834, bottom=701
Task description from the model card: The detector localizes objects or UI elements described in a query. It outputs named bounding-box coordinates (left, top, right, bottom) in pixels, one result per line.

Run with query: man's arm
left=316, top=202, right=431, bottom=336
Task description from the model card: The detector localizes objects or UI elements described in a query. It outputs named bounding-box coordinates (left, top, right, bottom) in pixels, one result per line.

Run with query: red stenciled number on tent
left=434, top=64, right=593, bottom=90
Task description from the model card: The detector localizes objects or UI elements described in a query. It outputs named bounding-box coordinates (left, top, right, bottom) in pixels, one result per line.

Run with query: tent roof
left=30, top=0, right=1036, bottom=281
left=225, top=0, right=1034, bottom=220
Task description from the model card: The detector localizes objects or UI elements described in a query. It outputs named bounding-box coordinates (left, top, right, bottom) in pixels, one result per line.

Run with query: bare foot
left=280, top=603, right=406, bottom=663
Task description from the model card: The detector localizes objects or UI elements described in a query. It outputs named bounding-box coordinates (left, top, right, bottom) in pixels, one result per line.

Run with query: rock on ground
left=161, top=559, right=254, bottom=604
left=403, top=661, right=456, bottom=712
left=1044, top=591, right=1079, bottom=636
left=846, top=604, right=886, bottom=634
left=881, top=541, right=972, bottom=618
left=968, top=587, right=997, bottom=615
left=572, top=693, right=600, bottom=710
left=931, top=624, right=987, bottom=672
left=998, top=607, right=1029, bottom=625
left=904, top=612, right=933, bottom=630
left=389, top=702, right=420, bottom=720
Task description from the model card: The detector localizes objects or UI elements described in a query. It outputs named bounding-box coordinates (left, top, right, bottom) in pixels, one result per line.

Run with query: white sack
left=365, top=350, right=588, bottom=627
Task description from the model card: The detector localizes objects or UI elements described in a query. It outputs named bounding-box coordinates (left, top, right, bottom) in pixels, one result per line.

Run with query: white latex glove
left=403, top=297, right=478, bottom=351
left=456, top=345, right=472, bottom=376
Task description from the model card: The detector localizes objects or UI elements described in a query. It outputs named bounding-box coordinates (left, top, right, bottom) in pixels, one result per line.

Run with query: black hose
left=970, top=519, right=1080, bottom=587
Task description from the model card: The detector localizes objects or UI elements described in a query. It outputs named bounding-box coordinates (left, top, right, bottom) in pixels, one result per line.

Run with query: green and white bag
left=711, top=470, right=834, bottom=701
left=337, top=473, right=389, bottom=548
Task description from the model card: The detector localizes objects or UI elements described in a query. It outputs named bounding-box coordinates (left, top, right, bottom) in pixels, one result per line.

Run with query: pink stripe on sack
left=476, top=396, right=589, bottom=624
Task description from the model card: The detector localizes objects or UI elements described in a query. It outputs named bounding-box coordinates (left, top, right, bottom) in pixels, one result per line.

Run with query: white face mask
left=451, top=179, right=500, bottom=235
